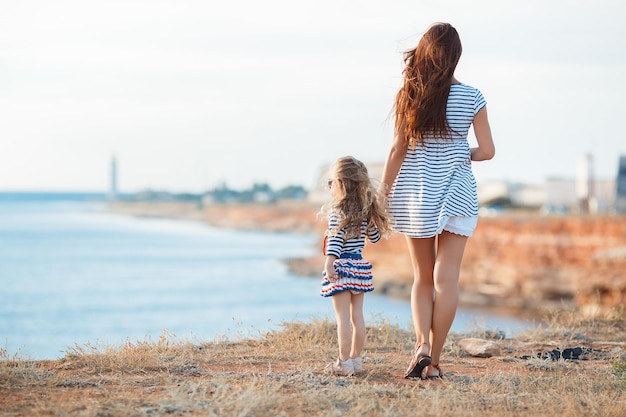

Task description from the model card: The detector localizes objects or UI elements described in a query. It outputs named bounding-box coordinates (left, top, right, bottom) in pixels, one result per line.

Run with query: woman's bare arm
left=379, top=135, right=409, bottom=195
left=470, top=106, right=495, bottom=161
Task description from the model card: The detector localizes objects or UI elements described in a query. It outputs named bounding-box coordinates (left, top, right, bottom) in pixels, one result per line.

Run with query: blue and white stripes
left=325, top=213, right=381, bottom=258
left=388, top=83, right=485, bottom=238
left=321, top=213, right=380, bottom=297
left=320, top=256, right=374, bottom=297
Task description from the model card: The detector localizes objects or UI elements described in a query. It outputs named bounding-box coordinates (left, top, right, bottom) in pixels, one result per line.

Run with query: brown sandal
left=404, top=343, right=432, bottom=379
left=426, top=363, right=444, bottom=380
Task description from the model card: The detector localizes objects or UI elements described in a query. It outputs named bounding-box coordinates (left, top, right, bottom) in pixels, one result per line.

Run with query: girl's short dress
left=320, top=214, right=381, bottom=297
left=320, top=254, right=374, bottom=297
left=388, top=83, right=486, bottom=238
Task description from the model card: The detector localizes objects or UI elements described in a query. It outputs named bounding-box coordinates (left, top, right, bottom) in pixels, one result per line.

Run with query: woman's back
left=388, top=83, right=485, bottom=237
left=427, top=83, right=486, bottom=143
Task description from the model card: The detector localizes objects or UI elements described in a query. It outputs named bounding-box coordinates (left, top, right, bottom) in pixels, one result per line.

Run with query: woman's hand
left=376, top=188, right=388, bottom=208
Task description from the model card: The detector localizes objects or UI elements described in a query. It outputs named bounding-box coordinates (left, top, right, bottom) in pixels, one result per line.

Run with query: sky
left=1, top=0, right=625, bottom=193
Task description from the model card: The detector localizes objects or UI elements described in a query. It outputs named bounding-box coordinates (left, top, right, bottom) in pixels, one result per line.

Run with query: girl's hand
left=324, top=266, right=339, bottom=282
left=324, top=256, right=339, bottom=282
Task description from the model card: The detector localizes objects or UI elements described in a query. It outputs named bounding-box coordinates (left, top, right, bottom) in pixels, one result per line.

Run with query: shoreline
left=107, top=200, right=626, bottom=319
left=109, top=201, right=543, bottom=320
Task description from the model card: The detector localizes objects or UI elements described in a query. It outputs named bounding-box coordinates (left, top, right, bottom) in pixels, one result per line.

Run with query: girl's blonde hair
left=323, top=156, right=391, bottom=239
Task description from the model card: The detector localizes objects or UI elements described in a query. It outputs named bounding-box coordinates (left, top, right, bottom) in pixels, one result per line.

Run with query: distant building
left=309, top=155, right=619, bottom=214
left=510, top=182, right=546, bottom=208
left=576, top=153, right=593, bottom=213
left=544, top=178, right=577, bottom=213
left=616, top=155, right=626, bottom=213
left=477, top=181, right=510, bottom=205
left=486, top=177, right=615, bottom=214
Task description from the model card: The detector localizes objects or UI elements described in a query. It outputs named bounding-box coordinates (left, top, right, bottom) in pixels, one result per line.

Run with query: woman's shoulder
left=450, top=83, right=486, bottom=104
left=451, top=82, right=481, bottom=94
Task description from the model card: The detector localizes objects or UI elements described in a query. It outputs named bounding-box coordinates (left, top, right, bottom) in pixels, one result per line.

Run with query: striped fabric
left=324, top=213, right=381, bottom=258
left=320, top=256, right=374, bottom=297
left=388, top=83, right=486, bottom=238
left=321, top=212, right=380, bottom=297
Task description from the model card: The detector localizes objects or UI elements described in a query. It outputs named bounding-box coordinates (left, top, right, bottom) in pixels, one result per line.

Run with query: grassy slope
left=1, top=310, right=625, bottom=417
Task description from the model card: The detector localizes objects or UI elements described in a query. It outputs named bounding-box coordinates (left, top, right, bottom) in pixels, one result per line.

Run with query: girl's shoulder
left=327, top=209, right=343, bottom=224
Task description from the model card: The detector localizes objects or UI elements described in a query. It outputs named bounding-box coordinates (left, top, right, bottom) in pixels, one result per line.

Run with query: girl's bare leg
left=405, top=236, right=436, bottom=356
left=428, top=231, right=468, bottom=376
left=349, top=292, right=366, bottom=358
left=331, top=291, right=352, bottom=361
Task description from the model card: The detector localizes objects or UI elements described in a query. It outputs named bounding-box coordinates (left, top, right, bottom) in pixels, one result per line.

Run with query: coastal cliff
left=109, top=201, right=626, bottom=317
left=364, top=214, right=626, bottom=317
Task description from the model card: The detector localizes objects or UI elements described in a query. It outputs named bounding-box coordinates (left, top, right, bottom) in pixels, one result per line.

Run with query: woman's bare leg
left=428, top=231, right=468, bottom=376
left=405, top=236, right=436, bottom=355
left=349, top=292, right=366, bottom=358
left=331, top=291, right=352, bottom=361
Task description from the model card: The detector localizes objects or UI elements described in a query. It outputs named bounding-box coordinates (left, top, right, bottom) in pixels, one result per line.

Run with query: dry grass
left=1, top=311, right=625, bottom=417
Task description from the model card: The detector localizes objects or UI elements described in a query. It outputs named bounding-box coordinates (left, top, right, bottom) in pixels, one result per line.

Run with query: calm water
left=0, top=194, right=533, bottom=359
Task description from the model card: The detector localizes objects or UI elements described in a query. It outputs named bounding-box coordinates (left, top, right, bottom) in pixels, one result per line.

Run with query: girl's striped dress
left=320, top=212, right=381, bottom=297
left=388, top=83, right=486, bottom=238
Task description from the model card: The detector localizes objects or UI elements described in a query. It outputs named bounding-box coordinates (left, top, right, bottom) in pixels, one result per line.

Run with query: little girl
left=320, top=156, right=391, bottom=376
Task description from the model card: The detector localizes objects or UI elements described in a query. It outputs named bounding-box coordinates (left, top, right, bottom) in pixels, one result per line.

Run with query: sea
left=0, top=193, right=535, bottom=360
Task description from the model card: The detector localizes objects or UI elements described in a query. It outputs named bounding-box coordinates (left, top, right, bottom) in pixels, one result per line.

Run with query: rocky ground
left=2, top=314, right=625, bottom=417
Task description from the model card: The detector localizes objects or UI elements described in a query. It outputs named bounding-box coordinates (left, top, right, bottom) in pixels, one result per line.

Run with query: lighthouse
left=109, top=154, right=118, bottom=201
left=576, top=153, right=593, bottom=213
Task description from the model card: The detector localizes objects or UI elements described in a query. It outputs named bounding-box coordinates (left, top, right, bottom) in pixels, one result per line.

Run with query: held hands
left=377, top=192, right=388, bottom=208
left=377, top=186, right=389, bottom=206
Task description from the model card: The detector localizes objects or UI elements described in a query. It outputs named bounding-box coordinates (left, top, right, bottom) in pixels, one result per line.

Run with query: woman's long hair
left=394, top=22, right=462, bottom=148
left=324, top=156, right=390, bottom=239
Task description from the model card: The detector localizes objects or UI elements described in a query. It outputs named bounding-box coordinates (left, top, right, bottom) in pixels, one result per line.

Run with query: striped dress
left=320, top=213, right=381, bottom=297
left=388, top=83, right=486, bottom=238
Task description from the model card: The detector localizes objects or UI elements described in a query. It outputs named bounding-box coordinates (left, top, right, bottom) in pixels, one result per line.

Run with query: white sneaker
left=352, top=357, right=363, bottom=373
left=324, top=358, right=354, bottom=376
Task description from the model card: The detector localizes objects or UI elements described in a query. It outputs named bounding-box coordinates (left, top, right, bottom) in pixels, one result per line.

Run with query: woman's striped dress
left=388, top=83, right=486, bottom=238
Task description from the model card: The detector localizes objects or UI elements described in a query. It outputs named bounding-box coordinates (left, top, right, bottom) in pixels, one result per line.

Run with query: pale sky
left=1, top=0, right=624, bottom=193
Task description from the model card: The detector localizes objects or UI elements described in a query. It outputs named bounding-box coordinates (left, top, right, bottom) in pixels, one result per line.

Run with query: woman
left=379, top=22, right=495, bottom=380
